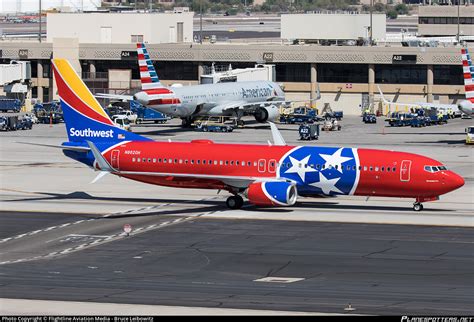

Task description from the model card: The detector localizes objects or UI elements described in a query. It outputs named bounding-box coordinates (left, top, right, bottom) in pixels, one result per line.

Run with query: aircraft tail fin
left=377, top=85, right=390, bottom=103
left=461, top=48, right=474, bottom=103
left=137, top=43, right=165, bottom=90
left=51, top=59, right=151, bottom=145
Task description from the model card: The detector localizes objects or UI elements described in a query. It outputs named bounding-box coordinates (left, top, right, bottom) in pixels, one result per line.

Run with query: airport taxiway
left=0, top=115, right=473, bottom=315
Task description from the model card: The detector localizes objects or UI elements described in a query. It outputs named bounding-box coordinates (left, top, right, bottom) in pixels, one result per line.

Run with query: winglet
left=86, top=141, right=114, bottom=172
left=269, top=122, right=286, bottom=146
left=377, top=85, right=389, bottom=103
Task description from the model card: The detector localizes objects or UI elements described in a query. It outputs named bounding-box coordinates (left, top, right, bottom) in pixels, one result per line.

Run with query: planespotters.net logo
left=69, top=128, right=114, bottom=138
left=402, top=317, right=474, bottom=322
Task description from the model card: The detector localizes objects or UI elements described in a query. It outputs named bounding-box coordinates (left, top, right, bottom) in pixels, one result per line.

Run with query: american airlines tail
left=51, top=59, right=150, bottom=148
left=136, top=43, right=165, bottom=90
left=461, top=48, right=474, bottom=103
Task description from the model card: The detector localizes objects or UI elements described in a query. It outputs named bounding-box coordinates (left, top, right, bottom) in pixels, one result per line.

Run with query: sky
left=1, top=0, right=100, bottom=13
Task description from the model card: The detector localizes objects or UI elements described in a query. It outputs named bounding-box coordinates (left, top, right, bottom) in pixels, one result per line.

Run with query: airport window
left=381, top=166, right=385, bottom=171
left=276, top=63, right=311, bottom=82
left=316, top=164, right=320, bottom=169
left=174, top=159, right=178, bottom=163
left=375, top=65, right=427, bottom=84
left=370, top=166, right=373, bottom=171
left=392, top=167, right=396, bottom=172
left=131, top=35, right=144, bottom=43
left=318, top=64, right=369, bottom=83
left=152, top=61, right=199, bottom=81
left=163, top=159, right=167, bottom=163
left=169, top=159, right=172, bottom=163
left=236, top=161, right=240, bottom=165
left=375, top=167, right=379, bottom=172
left=254, top=162, right=257, bottom=167
left=137, top=158, right=141, bottom=162
left=142, top=158, right=146, bottom=162
left=148, top=158, right=151, bottom=162
left=220, top=161, right=223, bottom=165
left=214, top=161, right=218, bottom=165
left=347, top=165, right=351, bottom=171
left=248, top=161, right=252, bottom=166
left=203, top=160, right=206, bottom=164
left=387, top=167, right=390, bottom=172
left=132, top=158, right=136, bottom=162
left=179, top=159, right=183, bottom=164
left=230, top=161, right=234, bottom=165
left=191, top=160, right=194, bottom=164
left=434, top=65, right=463, bottom=85
left=353, top=165, right=356, bottom=171
left=242, top=161, right=246, bottom=166
left=153, top=158, right=156, bottom=163
left=197, top=160, right=200, bottom=164
left=364, top=166, right=367, bottom=171
left=335, top=165, right=338, bottom=170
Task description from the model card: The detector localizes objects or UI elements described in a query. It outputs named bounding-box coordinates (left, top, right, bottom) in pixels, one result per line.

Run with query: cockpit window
left=424, top=165, right=447, bottom=173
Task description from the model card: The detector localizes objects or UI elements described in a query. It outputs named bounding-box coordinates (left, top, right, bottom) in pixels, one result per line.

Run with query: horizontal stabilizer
left=16, top=142, right=90, bottom=152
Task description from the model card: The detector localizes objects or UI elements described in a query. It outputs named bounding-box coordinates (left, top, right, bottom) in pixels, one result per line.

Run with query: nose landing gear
left=413, top=202, right=424, bottom=211
left=226, top=195, right=244, bottom=209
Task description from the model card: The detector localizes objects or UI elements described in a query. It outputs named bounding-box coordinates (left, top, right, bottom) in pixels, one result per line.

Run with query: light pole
left=200, top=0, right=203, bottom=44
left=39, top=0, right=42, bottom=43
left=369, top=0, right=373, bottom=46
left=456, top=0, right=460, bottom=44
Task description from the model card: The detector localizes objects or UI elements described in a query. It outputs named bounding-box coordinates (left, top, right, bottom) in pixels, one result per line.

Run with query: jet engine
left=245, top=181, right=297, bottom=207
left=254, top=104, right=279, bottom=123
left=133, top=91, right=150, bottom=106
left=459, top=100, right=473, bottom=115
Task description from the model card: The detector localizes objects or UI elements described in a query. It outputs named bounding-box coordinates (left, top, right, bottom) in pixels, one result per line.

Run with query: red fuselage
left=98, top=140, right=464, bottom=203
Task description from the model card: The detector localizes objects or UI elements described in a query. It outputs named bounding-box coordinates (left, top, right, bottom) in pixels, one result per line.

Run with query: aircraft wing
left=117, top=170, right=295, bottom=189
left=95, top=93, right=134, bottom=101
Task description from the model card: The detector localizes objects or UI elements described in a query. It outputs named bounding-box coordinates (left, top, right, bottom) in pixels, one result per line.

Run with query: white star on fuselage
left=284, top=155, right=317, bottom=182
left=319, top=148, right=353, bottom=173
left=310, top=172, right=343, bottom=195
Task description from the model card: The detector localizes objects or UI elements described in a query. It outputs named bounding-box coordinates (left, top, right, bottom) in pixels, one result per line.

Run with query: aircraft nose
left=445, top=171, right=465, bottom=192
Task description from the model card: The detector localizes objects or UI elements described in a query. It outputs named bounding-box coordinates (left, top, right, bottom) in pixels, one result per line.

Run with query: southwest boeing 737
left=53, top=59, right=464, bottom=211
left=97, top=43, right=287, bottom=127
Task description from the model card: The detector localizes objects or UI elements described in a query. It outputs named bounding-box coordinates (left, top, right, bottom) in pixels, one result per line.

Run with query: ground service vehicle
left=130, top=101, right=169, bottom=124
left=299, top=123, right=319, bottom=140
left=47, top=58, right=465, bottom=212
left=0, top=98, right=21, bottom=112
left=322, top=118, right=341, bottom=131
left=195, top=116, right=234, bottom=132
left=466, top=126, right=474, bottom=144
left=363, top=113, right=377, bottom=124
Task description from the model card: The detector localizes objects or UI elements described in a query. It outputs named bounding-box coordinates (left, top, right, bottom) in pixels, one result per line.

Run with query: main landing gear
left=413, top=202, right=424, bottom=212
left=226, top=195, right=244, bottom=209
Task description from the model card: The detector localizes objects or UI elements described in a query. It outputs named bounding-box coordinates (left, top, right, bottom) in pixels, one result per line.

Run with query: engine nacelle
left=245, top=181, right=297, bottom=207
left=254, top=105, right=279, bottom=123
left=133, top=91, right=150, bottom=106
left=459, top=100, right=473, bottom=115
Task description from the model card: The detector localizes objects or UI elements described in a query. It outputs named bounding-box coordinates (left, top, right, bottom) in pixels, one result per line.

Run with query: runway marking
left=254, top=277, right=305, bottom=283
left=0, top=196, right=224, bottom=265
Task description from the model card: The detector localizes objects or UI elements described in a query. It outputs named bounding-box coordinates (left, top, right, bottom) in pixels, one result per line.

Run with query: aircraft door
left=400, top=160, right=411, bottom=182
left=268, top=159, right=277, bottom=173
left=258, top=159, right=266, bottom=173
left=111, top=150, right=120, bottom=169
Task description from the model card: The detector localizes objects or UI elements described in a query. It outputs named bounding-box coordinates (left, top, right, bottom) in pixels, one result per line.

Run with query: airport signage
left=392, top=55, right=417, bottom=64
left=18, top=49, right=28, bottom=59
left=263, top=52, right=273, bottom=62
left=121, top=51, right=137, bottom=60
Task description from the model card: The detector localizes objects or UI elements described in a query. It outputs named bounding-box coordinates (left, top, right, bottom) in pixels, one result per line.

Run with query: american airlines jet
left=378, top=48, right=474, bottom=116
left=98, top=43, right=288, bottom=127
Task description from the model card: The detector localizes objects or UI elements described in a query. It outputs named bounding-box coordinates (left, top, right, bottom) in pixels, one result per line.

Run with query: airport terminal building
left=0, top=11, right=472, bottom=115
